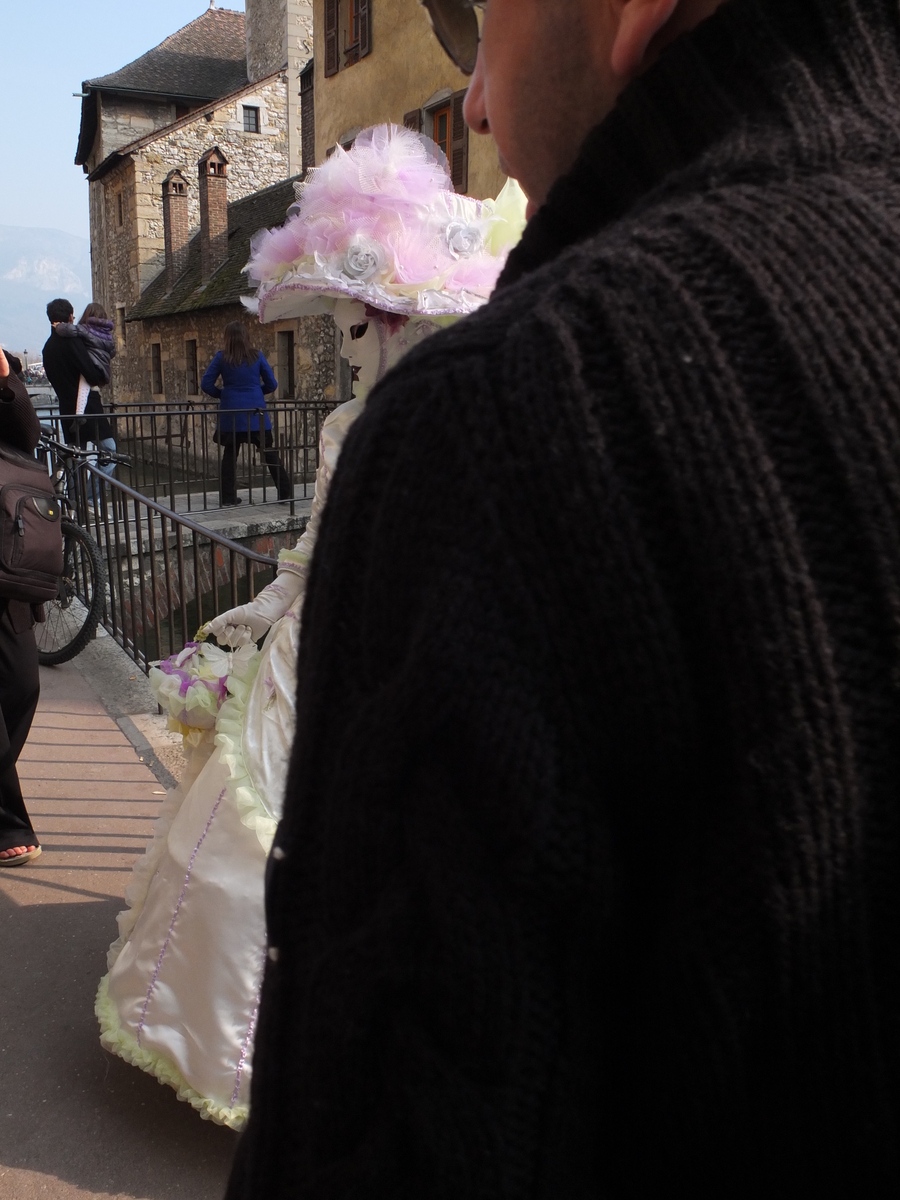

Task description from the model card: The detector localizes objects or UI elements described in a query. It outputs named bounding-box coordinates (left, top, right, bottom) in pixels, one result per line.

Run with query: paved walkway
left=0, top=659, right=236, bottom=1199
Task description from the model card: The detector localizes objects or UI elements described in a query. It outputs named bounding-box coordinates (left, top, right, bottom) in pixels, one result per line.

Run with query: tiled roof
left=76, top=7, right=248, bottom=167
left=127, top=176, right=299, bottom=322
left=86, top=8, right=247, bottom=99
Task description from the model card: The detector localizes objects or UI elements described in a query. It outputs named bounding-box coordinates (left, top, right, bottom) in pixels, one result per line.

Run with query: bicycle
left=35, top=435, right=131, bottom=666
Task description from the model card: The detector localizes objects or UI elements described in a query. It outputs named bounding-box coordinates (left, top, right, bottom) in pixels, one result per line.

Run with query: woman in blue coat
left=201, top=322, right=292, bottom=507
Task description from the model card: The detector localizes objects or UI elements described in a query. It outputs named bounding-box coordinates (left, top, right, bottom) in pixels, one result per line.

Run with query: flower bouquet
left=150, top=641, right=259, bottom=744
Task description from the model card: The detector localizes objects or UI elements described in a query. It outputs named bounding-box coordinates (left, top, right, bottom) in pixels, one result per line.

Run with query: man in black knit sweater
left=228, top=0, right=900, bottom=1194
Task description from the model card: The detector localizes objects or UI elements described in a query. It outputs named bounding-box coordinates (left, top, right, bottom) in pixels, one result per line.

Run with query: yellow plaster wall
left=312, top=0, right=506, bottom=200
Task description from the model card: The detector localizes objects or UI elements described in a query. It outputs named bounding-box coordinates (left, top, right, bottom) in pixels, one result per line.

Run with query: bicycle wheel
left=36, top=519, right=107, bottom=666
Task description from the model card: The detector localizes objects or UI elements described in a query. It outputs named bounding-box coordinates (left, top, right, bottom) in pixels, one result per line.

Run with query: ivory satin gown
left=96, top=397, right=364, bottom=1128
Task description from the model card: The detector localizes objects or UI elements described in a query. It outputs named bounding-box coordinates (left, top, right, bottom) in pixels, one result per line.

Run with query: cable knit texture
left=228, top=1, right=900, bottom=1194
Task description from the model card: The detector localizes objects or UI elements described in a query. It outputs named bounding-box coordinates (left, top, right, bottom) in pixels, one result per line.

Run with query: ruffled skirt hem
left=95, top=973, right=248, bottom=1131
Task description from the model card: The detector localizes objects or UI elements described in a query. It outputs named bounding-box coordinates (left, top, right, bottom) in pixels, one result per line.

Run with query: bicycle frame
left=39, top=434, right=132, bottom=522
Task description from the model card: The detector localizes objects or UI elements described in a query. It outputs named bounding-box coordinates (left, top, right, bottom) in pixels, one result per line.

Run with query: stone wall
left=286, top=1, right=314, bottom=176
left=245, top=0, right=313, bottom=175
left=89, top=176, right=108, bottom=308
left=246, top=0, right=289, bottom=81
left=87, top=94, right=176, bottom=174
left=89, top=158, right=138, bottom=411
left=118, top=303, right=337, bottom=410
left=311, top=0, right=506, bottom=201
left=128, top=75, right=291, bottom=299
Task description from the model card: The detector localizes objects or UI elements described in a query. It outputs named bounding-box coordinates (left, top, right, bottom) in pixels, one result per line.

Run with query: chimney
left=162, top=170, right=190, bottom=292
left=198, top=147, right=229, bottom=282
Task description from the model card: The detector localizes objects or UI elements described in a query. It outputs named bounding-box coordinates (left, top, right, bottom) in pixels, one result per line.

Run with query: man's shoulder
left=42, top=328, right=77, bottom=357
left=41, top=332, right=66, bottom=374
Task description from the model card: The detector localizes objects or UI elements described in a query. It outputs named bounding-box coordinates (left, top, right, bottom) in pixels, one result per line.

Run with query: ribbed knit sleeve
left=229, top=0, right=900, bottom=1190
left=231, top=180, right=900, bottom=1192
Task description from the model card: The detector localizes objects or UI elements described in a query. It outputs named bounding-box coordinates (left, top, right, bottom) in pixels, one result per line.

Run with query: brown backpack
left=0, top=442, right=64, bottom=603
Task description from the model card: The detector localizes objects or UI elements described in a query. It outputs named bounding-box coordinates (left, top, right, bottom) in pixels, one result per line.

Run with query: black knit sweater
left=229, top=0, right=900, bottom=1194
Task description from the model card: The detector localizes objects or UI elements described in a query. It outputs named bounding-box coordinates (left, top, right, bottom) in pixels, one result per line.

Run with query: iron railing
left=58, top=455, right=284, bottom=673
left=36, top=399, right=334, bottom=514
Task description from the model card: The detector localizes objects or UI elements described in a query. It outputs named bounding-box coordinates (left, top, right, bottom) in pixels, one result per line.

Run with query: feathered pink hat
left=247, top=124, right=526, bottom=322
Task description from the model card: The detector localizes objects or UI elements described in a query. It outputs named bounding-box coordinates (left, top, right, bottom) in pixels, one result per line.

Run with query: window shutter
left=325, top=0, right=339, bottom=77
left=358, top=0, right=372, bottom=58
left=403, top=109, right=422, bottom=133
left=450, top=89, right=469, bottom=193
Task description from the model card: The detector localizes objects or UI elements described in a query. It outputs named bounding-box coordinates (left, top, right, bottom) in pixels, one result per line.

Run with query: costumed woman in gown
left=95, top=124, right=526, bottom=1129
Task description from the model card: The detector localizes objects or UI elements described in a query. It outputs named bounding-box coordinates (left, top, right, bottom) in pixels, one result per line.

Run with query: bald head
left=464, top=0, right=726, bottom=210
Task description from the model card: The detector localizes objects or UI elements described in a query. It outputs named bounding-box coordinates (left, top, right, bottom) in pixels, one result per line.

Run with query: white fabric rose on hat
left=341, top=235, right=387, bottom=282
left=445, top=221, right=484, bottom=259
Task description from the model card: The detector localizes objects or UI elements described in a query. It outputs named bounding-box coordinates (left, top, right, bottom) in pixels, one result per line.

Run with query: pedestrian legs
left=0, top=602, right=40, bottom=856
left=219, top=432, right=247, bottom=506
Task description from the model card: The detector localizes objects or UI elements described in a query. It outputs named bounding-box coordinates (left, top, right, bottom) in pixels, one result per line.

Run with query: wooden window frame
left=242, top=105, right=261, bottom=134
left=345, top=0, right=361, bottom=64
left=326, top=0, right=371, bottom=76
left=423, top=90, right=469, bottom=192
left=116, top=192, right=124, bottom=228
left=432, top=104, right=451, bottom=160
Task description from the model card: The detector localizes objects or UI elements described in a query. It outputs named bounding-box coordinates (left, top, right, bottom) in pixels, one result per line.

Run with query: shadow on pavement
left=0, top=872, right=236, bottom=1199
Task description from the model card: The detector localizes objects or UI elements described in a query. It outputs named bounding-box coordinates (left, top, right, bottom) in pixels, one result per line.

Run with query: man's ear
left=610, top=0, right=680, bottom=78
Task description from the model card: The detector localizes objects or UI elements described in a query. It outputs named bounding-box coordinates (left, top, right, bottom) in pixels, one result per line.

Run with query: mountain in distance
left=0, top=225, right=91, bottom=360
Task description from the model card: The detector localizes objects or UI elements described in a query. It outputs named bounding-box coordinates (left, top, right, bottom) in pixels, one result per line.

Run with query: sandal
left=0, top=845, right=42, bottom=867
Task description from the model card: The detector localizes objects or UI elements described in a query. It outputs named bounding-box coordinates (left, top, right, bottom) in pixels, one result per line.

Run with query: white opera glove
left=200, top=568, right=305, bottom=648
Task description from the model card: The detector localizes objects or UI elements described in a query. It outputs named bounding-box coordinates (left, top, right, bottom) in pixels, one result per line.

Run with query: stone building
left=310, top=0, right=506, bottom=201
left=75, top=1, right=320, bottom=408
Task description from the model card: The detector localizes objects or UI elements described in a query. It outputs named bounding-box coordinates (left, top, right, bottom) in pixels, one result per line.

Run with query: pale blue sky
left=2, top=1, right=245, bottom=240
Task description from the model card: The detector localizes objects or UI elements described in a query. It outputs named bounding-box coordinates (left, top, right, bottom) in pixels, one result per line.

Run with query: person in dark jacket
left=51, top=301, right=119, bottom=491
left=228, top=0, right=900, bottom=1196
left=0, top=346, right=42, bottom=866
left=42, top=298, right=115, bottom=454
left=201, top=322, right=291, bottom=507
